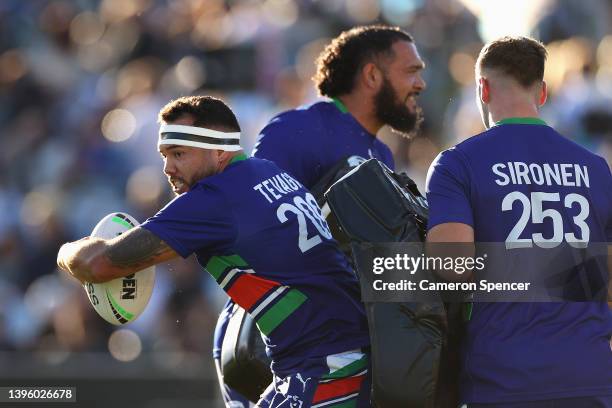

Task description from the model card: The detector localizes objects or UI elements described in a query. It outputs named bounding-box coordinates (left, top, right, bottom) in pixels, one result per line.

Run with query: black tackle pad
left=325, top=159, right=460, bottom=408
left=221, top=303, right=272, bottom=403
left=325, top=159, right=428, bottom=243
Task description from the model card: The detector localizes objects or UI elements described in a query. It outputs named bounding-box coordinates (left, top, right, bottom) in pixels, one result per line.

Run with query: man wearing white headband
left=58, top=96, right=372, bottom=408
left=156, top=96, right=245, bottom=196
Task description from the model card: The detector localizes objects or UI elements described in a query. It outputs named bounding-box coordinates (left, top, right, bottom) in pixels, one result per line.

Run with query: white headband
left=158, top=124, right=242, bottom=151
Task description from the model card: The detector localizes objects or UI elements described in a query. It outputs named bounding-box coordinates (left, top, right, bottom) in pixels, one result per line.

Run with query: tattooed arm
left=57, top=227, right=178, bottom=283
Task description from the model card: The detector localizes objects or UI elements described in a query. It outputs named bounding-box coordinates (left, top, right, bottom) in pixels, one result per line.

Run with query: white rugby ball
left=83, top=212, right=156, bottom=325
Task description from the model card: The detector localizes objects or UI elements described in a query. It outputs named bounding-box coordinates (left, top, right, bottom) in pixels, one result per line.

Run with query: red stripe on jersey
left=227, top=274, right=280, bottom=311
left=312, top=374, right=365, bottom=404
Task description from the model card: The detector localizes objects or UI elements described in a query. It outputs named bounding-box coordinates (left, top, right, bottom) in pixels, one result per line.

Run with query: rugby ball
left=84, top=212, right=156, bottom=325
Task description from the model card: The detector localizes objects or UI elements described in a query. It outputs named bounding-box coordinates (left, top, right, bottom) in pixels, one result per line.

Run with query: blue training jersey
left=142, top=157, right=370, bottom=375
left=212, top=101, right=394, bottom=363
left=253, top=100, right=395, bottom=188
left=426, top=118, right=612, bottom=403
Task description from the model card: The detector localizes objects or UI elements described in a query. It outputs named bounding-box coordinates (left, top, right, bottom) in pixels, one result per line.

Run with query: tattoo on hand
left=106, top=227, right=174, bottom=269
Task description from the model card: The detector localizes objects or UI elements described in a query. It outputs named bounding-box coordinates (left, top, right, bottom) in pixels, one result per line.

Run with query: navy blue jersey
left=142, top=157, right=369, bottom=375
left=253, top=100, right=395, bottom=188
left=426, top=118, right=612, bottom=403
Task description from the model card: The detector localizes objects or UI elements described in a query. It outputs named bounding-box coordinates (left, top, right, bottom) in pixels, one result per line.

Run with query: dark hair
left=313, top=25, right=413, bottom=97
left=158, top=95, right=241, bottom=131
left=476, top=36, right=547, bottom=88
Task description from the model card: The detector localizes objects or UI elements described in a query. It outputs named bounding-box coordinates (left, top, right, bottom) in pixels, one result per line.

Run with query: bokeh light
left=175, top=56, right=206, bottom=91
left=380, top=0, right=421, bottom=26
left=24, top=274, right=70, bottom=322
left=449, top=52, right=476, bottom=86
left=295, top=38, right=329, bottom=84
left=101, top=108, right=137, bottom=142
left=99, top=0, right=152, bottom=23
left=597, top=36, right=612, bottom=68
left=126, top=166, right=165, bottom=208
left=346, top=0, right=380, bottom=22
left=69, top=11, right=106, bottom=46
left=0, top=50, right=28, bottom=84
left=116, top=58, right=163, bottom=99
left=261, top=0, right=299, bottom=28
left=108, top=329, right=142, bottom=362
left=20, top=189, right=58, bottom=228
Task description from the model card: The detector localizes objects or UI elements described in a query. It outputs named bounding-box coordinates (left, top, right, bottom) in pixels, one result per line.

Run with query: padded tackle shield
left=221, top=303, right=272, bottom=402
left=325, top=159, right=458, bottom=408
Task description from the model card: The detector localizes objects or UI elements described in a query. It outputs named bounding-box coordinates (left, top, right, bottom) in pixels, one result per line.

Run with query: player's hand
left=57, top=237, right=90, bottom=282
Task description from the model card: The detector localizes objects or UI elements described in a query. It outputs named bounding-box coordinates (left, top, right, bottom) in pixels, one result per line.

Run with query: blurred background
left=0, top=0, right=610, bottom=406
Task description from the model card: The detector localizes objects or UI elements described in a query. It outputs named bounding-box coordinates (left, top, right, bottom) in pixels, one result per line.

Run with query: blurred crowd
left=0, top=0, right=610, bottom=384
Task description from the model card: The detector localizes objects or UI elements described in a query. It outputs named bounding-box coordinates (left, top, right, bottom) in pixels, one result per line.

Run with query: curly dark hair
left=158, top=95, right=241, bottom=132
left=313, top=25, right=413, bottom=97
left=477, top=36, right=547, bottom=88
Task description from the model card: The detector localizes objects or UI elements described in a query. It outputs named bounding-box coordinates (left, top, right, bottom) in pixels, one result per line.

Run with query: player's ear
left=539, top=81, right=547, bottom=106
left=478, top=77, right=490, bottom=104
left=361, top=62, right=382, bottom=90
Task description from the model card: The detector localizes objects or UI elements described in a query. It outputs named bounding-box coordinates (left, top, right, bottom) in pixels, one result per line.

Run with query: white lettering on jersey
left=491, top=162, right=590, bottom=188
left=253, top=173, right=304, bottom=204
left=492, top=163, right=510, bottom=186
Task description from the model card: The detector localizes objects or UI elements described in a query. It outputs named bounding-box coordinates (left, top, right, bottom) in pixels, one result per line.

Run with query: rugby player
left=426, top=36, right=612, bottom=407
left=57, top=96, right=372, bottom=408
left=214, top=25, right=427, bottom=407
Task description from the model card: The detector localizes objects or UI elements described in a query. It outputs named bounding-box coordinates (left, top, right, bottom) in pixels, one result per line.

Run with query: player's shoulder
left=557, top=131, right=608, bottom=164
left=209, top=157, right=285, bottom=183
left=427, top=133, right=486, bottom=178
left=254, top=102, right=332, bottom=157
left=264, top=101, right=331, bottom=129
left=432, top=143, right=471, bottom=167
left=451, top=123, right=543, bottom=153
left=541, top=126, right=610, bottom=171
left=241, top=156, right=281, bottom=170
left=453, top=127, right=498, bottom=151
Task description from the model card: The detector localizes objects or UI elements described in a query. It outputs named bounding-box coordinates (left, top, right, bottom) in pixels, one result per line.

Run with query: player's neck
left=219, top=151, right=246, bottom=172
left=488, top=104, right=541, bottom=125
left=335, top=95, right=381, bottom=136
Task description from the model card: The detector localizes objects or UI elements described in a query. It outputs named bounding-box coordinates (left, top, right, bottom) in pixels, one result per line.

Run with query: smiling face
left=374, top=40, right=426, bottom=135
left=159, top=115, right=221, bottom=195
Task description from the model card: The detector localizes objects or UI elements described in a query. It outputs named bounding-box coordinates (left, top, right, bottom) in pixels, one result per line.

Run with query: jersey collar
left=229, top=153, right=247, bottom=165
left=332, top=98, right=349, bottom=113
left=494, top=117, right=548, bottom=126
left=331, top=98, right=379, bottom=140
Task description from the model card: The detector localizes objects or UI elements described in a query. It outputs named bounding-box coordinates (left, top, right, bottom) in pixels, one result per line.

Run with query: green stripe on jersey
left=229, top=153, right=247, bottom=164
left=206, top=255, right=249, bottom=280
left=332, top=98, right=348, bottom=113
left=322, top=399, right=357, bottom=408
left=321, top=355, right=368, bottom=380
left=464, top=302, right=473, bottom=321
left=256, top=289, right=307, bottom=335
left=495, top=117, right=547, bottom=126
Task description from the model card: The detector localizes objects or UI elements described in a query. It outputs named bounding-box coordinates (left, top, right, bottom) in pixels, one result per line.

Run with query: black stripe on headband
left=160, top=132, right=241, bottom=146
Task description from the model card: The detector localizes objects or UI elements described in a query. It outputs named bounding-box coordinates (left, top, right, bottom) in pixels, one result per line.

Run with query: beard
left=374, top=76, right=423, bottom=138
left=168, top=177, right=188, bottom=195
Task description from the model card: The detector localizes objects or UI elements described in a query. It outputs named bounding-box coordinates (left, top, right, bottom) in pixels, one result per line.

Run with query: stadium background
left=0, top=0, right=610, bottom=406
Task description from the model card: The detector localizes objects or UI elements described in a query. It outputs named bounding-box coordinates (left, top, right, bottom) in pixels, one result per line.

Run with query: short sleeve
left=141, top=185, right=237, bottom=258
left=425, top=147, right=474, bottom=231
left=252, top=111, right=321, bottom=187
